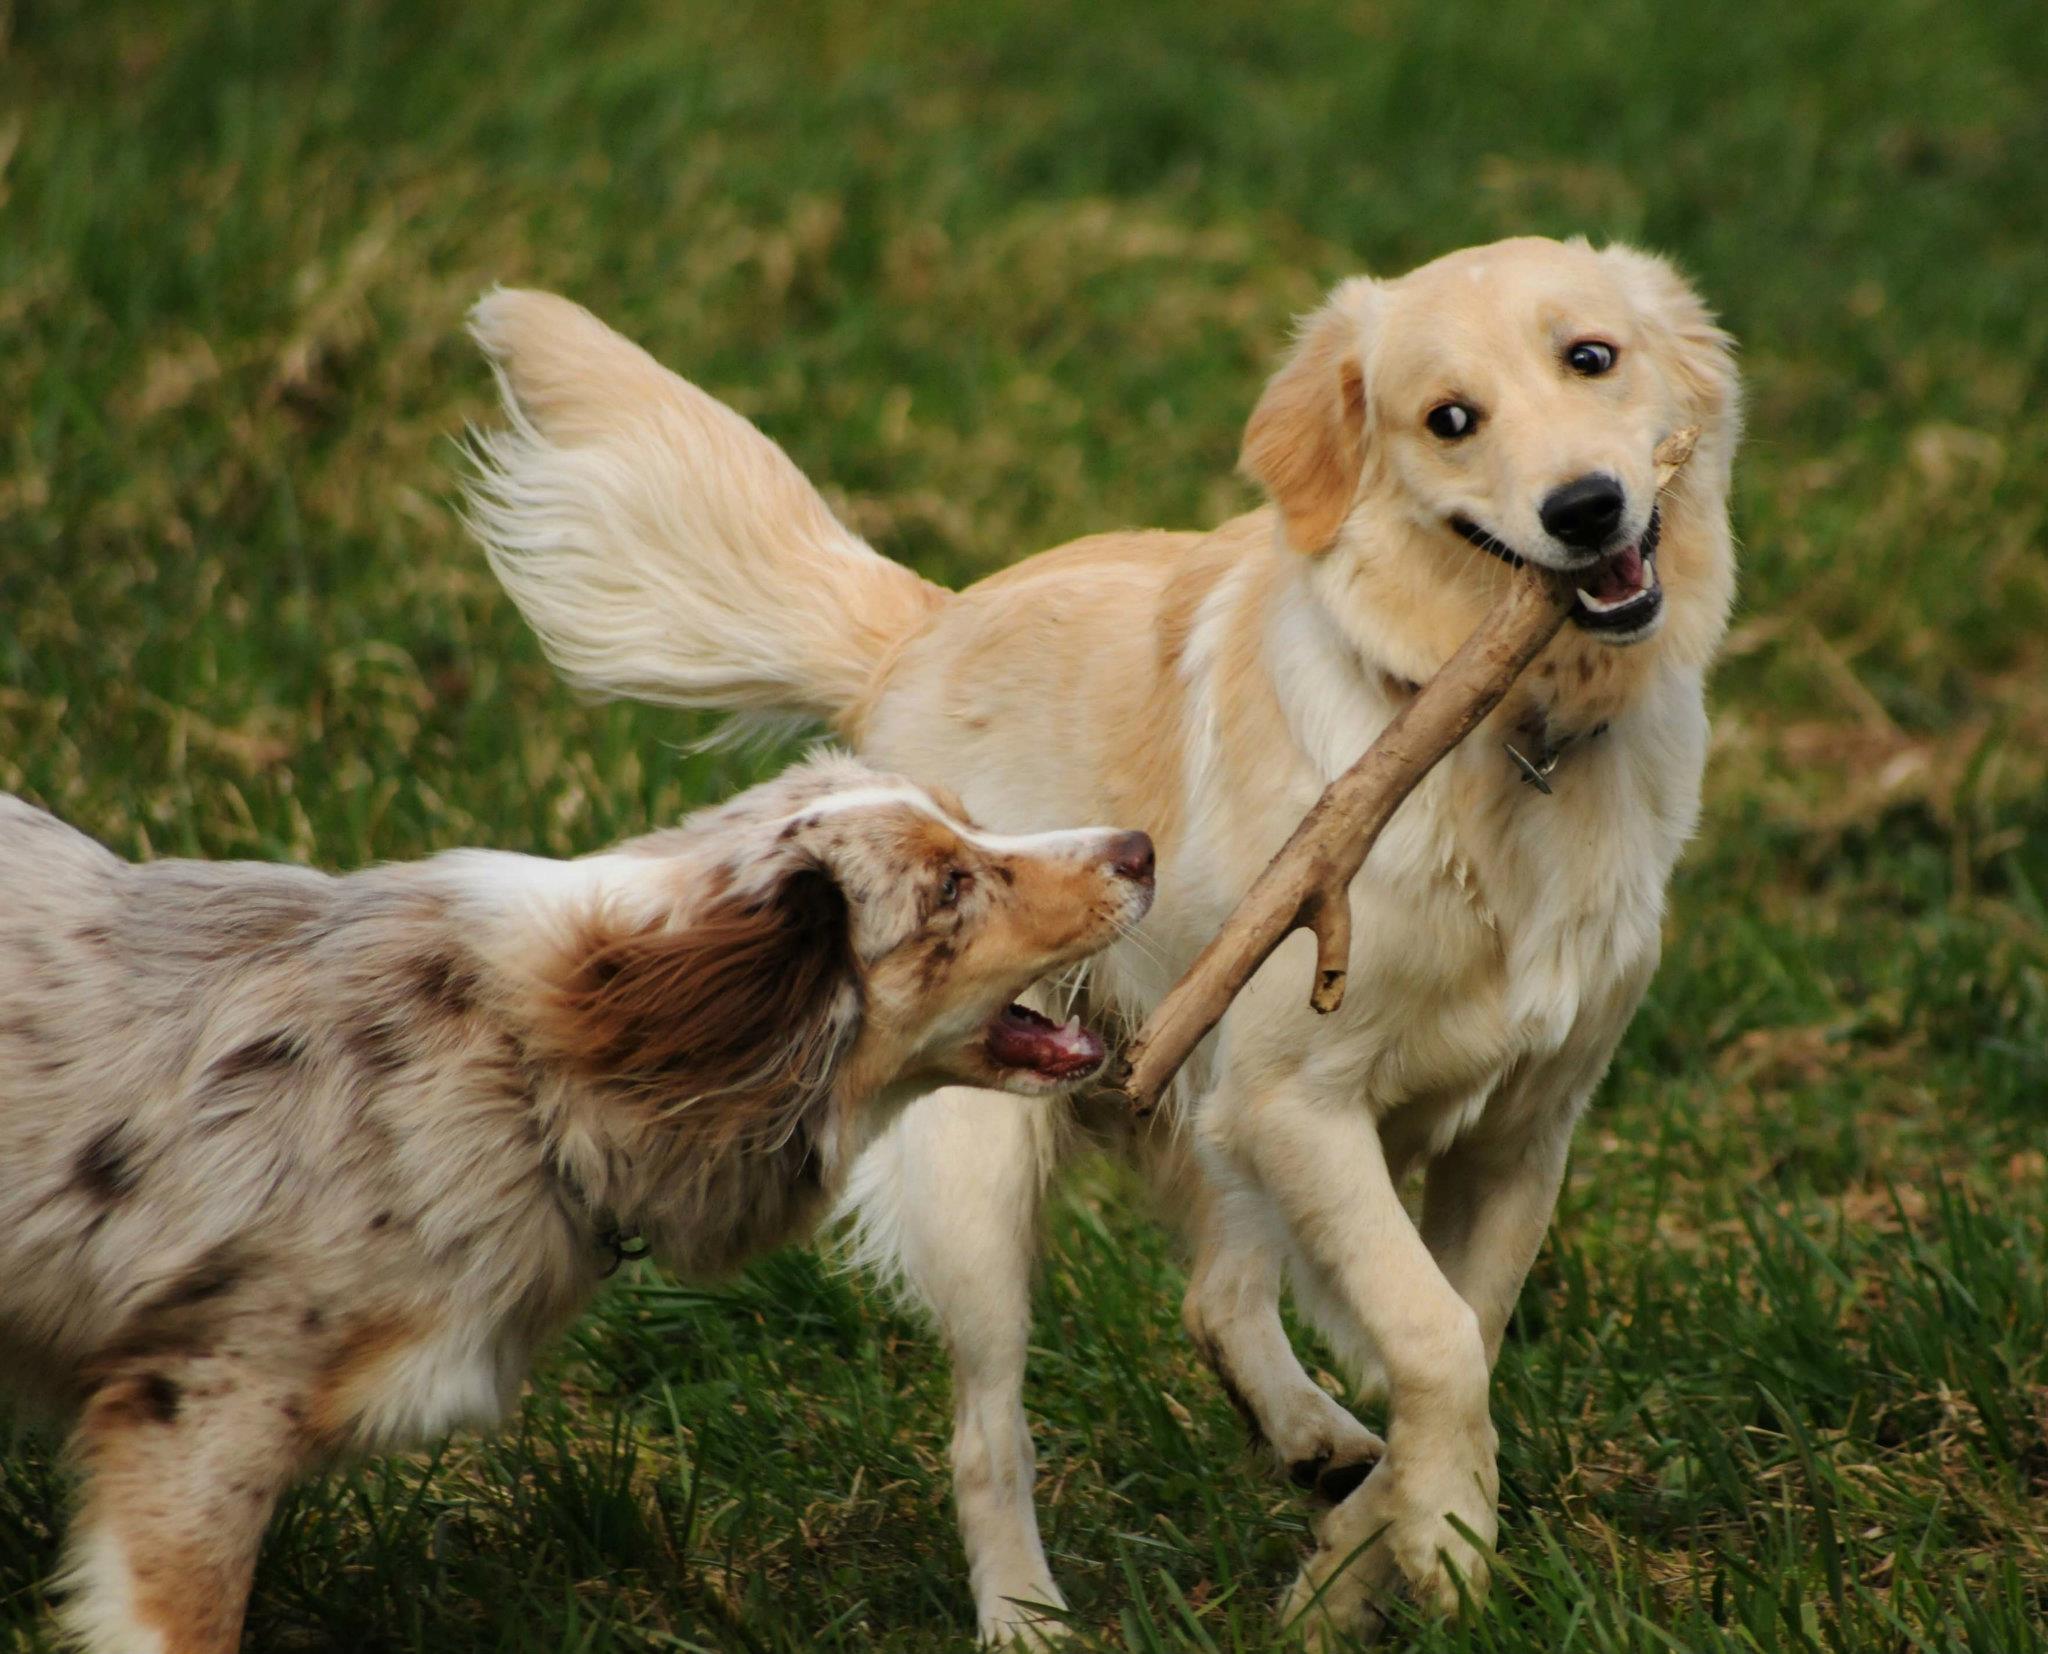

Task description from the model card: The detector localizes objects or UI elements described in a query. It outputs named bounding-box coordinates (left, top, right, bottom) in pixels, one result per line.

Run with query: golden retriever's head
left=541, top=756, right=1154, bottom=1143
left=1243, top=237, right=1738, bottom=674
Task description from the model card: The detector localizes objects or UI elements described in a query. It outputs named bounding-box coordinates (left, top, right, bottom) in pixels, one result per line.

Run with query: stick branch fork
left=1108, top=427, right=1700, bottom=1118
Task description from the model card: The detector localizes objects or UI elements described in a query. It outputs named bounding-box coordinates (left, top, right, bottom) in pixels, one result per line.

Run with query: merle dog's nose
left=1539, top=474, right=1626, bottom=551
left=1105, top=831, right=1155, bottom=886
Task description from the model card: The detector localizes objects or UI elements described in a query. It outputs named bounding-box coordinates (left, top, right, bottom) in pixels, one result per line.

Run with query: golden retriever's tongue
left=987, top=1003, right=1104, bottom=1078
left=1587, top=540, right=1645, bottom=601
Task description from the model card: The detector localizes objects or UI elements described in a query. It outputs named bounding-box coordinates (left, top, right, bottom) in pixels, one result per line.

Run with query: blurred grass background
left=1, top=0, right=2044, bottom=1649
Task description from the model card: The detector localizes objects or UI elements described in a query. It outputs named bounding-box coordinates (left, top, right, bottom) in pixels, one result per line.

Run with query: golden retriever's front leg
left=58, top=1364, right=309, bottom=1654
left=1182, top=1166, right=1385, bottom=1503
left=1419, top=1114, right=1576, bottom=1364
left=1206, top=1090, right=1498, bottom=1646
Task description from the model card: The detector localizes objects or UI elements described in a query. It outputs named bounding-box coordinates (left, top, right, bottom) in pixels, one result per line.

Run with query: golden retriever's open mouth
left=1451, top=507, right=1664, bottom=641
left=984, top=1002, right=1106, bottom=1082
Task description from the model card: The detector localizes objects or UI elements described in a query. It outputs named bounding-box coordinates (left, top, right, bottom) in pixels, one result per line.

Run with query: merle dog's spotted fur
left=0, top=756, right=1148, bottom=1654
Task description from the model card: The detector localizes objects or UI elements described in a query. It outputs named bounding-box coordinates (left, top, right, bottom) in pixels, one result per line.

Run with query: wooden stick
left=1110, top=428, right=1700, bottom=1117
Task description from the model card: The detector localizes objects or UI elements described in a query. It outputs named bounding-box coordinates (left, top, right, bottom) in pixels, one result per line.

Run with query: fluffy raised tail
left=464, top=288, right=946, bottom=729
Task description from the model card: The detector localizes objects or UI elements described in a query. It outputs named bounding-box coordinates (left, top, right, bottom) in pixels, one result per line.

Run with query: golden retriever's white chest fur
left=1160, top=561, right=1707, bottom=1151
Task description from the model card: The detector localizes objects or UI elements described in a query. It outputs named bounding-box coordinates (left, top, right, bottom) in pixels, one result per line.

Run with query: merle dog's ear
left=1240, top=278, right=1378, bottom=556
left=544, top=858, right=861, bottom=1127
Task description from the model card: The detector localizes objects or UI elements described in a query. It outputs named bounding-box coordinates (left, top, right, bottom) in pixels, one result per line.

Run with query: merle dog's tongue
left=986, top=1004, right=1105, bottom=1078
left=1588, top=540, right=1645, bottom=601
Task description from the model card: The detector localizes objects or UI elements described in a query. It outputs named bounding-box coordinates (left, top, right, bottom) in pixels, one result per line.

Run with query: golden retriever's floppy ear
left=1597, top=245, right=1741, bottom=434
left=1240, top=278, right=1377, bottom=555
left=543, top=859, right=862, bottom=1128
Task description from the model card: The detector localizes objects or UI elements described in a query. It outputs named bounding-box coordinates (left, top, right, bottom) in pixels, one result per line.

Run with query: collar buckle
left=1505, top=720, right=1608, bottom=796
left=1503, top=738, right=1560, bottom=794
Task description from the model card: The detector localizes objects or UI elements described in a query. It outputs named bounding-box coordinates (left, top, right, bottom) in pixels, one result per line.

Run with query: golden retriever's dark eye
left=936, top=869, right=971, bottom=909
left=1566, top=340, right=1617, bottom=377
left=1425, top=402, right=1479, bottom=441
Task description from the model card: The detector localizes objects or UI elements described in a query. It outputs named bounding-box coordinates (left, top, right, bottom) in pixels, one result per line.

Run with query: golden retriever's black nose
left=1540, top=474, right=1626, bottom=551
left=1106, top=831, right=1155, bottom=885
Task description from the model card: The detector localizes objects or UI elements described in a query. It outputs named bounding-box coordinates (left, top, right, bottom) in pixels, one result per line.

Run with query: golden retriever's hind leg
left=1182, top=1168, right=1384, bottom=1504
left=58, top=1365, right=310, bottom=1654
left=845, top=1087, right=1072, bottom=1646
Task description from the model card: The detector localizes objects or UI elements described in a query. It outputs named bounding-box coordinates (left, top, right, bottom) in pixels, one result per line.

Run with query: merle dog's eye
left=1566, top=340, right=1617, bottom=377
left=936, top=869, right=970, bottom=908
left=1425, top=402, right=1478, bottom=440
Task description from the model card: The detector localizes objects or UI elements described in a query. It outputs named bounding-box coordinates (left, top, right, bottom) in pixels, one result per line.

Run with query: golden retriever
left=466, top=235, right=1739, bottom=1644
left=0, top=754, right=1154, bottom=1654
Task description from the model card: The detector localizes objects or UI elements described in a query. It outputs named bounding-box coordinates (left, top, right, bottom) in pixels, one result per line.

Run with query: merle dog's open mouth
left=1450, top=508, right=1664, bottom=639
left=984, top=1002, right=1105, bottom=1081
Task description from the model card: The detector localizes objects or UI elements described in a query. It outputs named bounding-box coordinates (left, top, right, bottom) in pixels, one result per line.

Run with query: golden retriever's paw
left=1279, top=1564, right=1391, bottom=1652
left=979, top=1589, right=1071, bottom=1649
left=1211, top=1350, right=1385, bottom=1506
left=1284, top=1416, right=1387, bottom=1507
left=1278, top=1449, right=1497, bottom=1643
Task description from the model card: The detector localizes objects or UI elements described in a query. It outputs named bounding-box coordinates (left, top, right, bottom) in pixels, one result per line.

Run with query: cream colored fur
left=466, top=290, right=946, bottom=726
left=0, top=758, right=1151, bottom=1653
left=465, top=236, right=1740, bottom=1645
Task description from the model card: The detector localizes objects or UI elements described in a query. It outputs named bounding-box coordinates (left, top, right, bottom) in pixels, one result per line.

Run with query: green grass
left=3, top=0, right=2046, bottom=1648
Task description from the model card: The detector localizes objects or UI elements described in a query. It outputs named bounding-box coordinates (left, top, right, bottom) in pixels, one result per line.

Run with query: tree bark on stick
left=1109, top=428, right=1700, bottom=1118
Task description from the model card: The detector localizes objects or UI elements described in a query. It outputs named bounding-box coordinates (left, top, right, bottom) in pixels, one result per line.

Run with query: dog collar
left=1381, top=671, right=1606, bottom=796
left=1503, top=712, right=1609, bottom=795
left=596, top=1226, right=652, bottom=1277
left=545, top=1153, right=651, bottom=1276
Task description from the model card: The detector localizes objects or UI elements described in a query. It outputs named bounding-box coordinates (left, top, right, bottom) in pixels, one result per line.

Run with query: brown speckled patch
left=74, top=1124, right=141, bottom=1203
